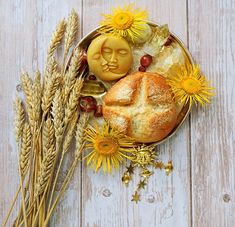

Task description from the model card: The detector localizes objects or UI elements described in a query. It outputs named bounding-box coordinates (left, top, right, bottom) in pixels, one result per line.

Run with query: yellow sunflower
left=167, top=64, right=214, bottom=107
left=99, top=4, right=148, bottom=42
left=84, top=123, right=135, bottom=174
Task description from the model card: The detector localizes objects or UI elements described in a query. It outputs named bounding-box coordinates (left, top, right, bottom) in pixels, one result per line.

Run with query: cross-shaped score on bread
left=102, top=72, right=178, bottom=143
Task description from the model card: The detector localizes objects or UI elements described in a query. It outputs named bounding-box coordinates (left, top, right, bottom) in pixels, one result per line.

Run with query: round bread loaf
left=102, top=72, right=178, bottom=143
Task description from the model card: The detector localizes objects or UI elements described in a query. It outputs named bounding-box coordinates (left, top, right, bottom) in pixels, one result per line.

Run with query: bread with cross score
left=102, top=71, right=178, bottom=143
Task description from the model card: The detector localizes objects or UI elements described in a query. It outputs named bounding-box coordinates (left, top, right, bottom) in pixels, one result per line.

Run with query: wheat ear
left=44, top=57, right=58, bottom=84
left=34, top=147, right=56, bottom=197
left=51, top=88, right=64, bottom=147
left=63, top=9, right=79, bottom=67
left=21, top=72, right=34, bottom=126
left=42, top=72, right=61, bottom=115
left=18, top=123, right=31, bottom=227
left=43, top=117, right=55, bottom=153
left=47, top=19, right=66, bottom=60
left=20, top=123, right=32, bottom=176
left=64, top=78, right=84, bottom=126
left=31, top=71, right=42, bottom=123
left=14, top=97, right=25, bottom=143
left=63, top=48, right=82, bottom=102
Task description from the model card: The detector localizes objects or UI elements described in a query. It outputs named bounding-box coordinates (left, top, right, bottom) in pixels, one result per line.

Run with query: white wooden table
left=0, top=0, right=235, bottom=226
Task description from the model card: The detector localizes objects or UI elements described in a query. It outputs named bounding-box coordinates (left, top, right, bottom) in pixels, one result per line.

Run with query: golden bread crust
left=102, top=72, right=177, bottom=143
left=103, top=73, right=142, bottom=106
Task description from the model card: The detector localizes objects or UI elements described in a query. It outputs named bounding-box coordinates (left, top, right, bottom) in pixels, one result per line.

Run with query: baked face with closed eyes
left=87, top=35, right=133, bottom=81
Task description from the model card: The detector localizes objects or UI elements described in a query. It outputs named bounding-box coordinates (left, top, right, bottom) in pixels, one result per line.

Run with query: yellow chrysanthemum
left=167, top=65, right=214, bottom=107
left=84, top=123, right=135, bottom=174
left=99, top=4, right=148, bottom=42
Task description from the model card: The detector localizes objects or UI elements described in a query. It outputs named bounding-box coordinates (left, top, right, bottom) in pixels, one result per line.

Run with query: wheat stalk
left=34, top=147, right=56, bottom=197
left=75, top=113, right=90, bottom=157
left=63, top=9, right=79, bottom=67
left=3, top=113, right=29, bottom=227
left=64, top=77, right=84, bottom=126
left=6, top=10, right=84, bottom=227
left=48, top=111, right=79, bottom=207
left=46, top=11, right=81, bottom=209
left=47, top=19, right=66, bottom=60
left=63, top=112, right=79, bottom=153
left=51, top=88, right=64, bottom=147
left=43, top=113, right=89, bottom=226
left=46, top=85, right=66, bottom=207
left=19, top=123, right=32, bottom=176
left=42, top=72, right=61, bottom=115
left=14, top=97, right=25, bottom=143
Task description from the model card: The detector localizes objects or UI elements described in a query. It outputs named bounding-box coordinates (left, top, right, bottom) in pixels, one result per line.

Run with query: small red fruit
left=79, top=96, right=97, bottom=112
left=140, top=54, right=153, bottom=67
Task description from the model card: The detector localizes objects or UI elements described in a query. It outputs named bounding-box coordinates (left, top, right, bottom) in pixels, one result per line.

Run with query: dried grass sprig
left=63, top=9, right=79, bottom=67
left=64, top=77, right=84, bottom=126
left=14, top=97, right=25, bottom=143
left=47, top=19, right=67, bottom=60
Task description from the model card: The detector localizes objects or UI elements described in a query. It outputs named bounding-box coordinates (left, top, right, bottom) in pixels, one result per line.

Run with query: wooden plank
left=0, top=0, right=41, bottom=224
left=81, top=1, right=191, bottom=227
left=188, top=0, right=235, bottom=226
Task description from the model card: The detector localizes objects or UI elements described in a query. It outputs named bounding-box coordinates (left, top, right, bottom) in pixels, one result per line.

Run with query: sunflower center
left=181, top=77, right=202, bottom=94
left=112, top=12, right=134, bottom=30
left=95, top=137, right=119, bottom=155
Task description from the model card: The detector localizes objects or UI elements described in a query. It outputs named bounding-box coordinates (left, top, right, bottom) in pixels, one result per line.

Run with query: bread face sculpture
left=102, top=72, right=178, bottom=143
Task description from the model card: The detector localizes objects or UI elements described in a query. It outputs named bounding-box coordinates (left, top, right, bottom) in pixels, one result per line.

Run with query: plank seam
left=186, top=0, right=193, bottom=227
left=80, top=2, right=84, bottom=227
